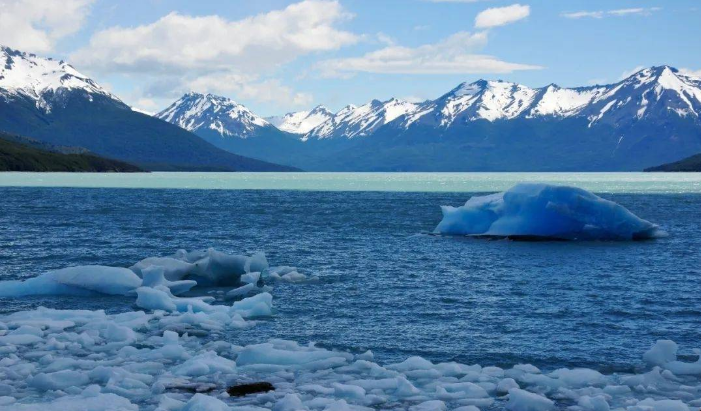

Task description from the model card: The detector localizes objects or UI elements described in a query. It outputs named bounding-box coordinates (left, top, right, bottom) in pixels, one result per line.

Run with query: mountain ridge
left=157, top=65, right=701, bottom=171
left=0, top=46, right=298, bottom=172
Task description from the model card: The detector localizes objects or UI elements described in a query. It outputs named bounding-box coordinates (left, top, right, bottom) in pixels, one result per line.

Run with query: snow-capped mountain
left=0, top=46, right=121, bottom=113
left=303, top=66, right=700, bottom=140
left=305, top=98, right=418, bottom=140
left=156, top=93, right=273, bottom=139
left=266, top=105, right=333, bottom=135
left=0, top=45, right=295, bottom=171
left=156, top=65, right=701, bottom=171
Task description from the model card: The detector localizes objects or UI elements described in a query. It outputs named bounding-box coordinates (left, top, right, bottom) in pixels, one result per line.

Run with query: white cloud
left=475, top=4, right=530, bottom=29
left=70, top=0, right=354, bottom=110
left=186, top=73, right=314, bottom=108
left=0, top=0, right=94, bottom=52
left=680, top=68, right=701, bottom=78
left=619, top=66, right=645, bottom=80
left=316, top=31, right=542, bottom=77
left=563, top=7, right=661, bottom=19
left=71, top=0, right=357, bottom=74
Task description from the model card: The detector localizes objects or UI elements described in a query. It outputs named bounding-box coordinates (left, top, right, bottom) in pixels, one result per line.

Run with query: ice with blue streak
left=435, top=184, right=663, bottom=240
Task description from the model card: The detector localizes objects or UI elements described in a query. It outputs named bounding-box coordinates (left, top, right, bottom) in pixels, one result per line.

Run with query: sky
left=1, top=0, right=699, bottom=116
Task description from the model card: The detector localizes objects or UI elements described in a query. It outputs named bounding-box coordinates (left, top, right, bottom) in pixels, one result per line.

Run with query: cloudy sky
left=1, top=0, right=699, bottom=116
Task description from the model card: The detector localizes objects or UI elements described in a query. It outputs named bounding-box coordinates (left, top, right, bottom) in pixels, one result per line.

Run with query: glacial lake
left=1, top=171, right=701, bottom=193
left=2, top=172, right=700, bottom=376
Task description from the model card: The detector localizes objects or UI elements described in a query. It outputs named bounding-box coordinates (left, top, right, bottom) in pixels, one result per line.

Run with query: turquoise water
left=1, top=171, right=701, bottom=193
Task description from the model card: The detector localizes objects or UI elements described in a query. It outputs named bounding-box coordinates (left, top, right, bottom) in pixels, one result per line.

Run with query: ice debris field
left=1, top=247, right=700, bottom=411
left=434, top=184, right=664, bottom=240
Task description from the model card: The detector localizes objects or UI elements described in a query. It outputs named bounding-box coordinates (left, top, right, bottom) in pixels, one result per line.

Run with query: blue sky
left=1, top=0, right=699, bottom=116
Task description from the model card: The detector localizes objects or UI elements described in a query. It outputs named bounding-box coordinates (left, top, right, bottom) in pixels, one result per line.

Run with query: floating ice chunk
left=506, top=388, right=554, bottom=411
left=133, top=249, right=269, bottom=287
left=410, top=400, right=447, bottom=411
left=0, top=333, right=43, bottom=345
left=333, top=382, right=366, bottom=400
left=241, top=272, right=262, bottom=285
left=237, top=341, right=352, bottom=368
left=131, top=257, right=195, bottom=281
left=135, top=287, right=178, bottom=312
left=549, top=368, right=605, bottom=387
left=232, top=292, right=273, bottom=318
left=190, top=249, right=253, bottom=286
left=497, top=378, right=520, bottom=394
left=644, top=340, right=679, bottom=367
left=181, top=393, right=231, bottom=411
left=29, top=370, right=90, bottom=391
left=273, top=393, right=308, bottom=411
left=579, top=395, right=611, bottom=411
left=0, top=266, right=142, bottom=297
left=7, top=393, right=138, bottom=410
left=435, top=184, right=662, bottom=240
left=665, top=352, right=701, bottom=376
left=642, top=340, right=701, bottom=375
left=172, top=351, right=236, bottom=377
left=136, top=286, right=216, bottom=313
left=322, top=399, right=373, bottom=411
left=281, top=271, right=308, bottom=282
left=630, top=398, right=690, bottom=411
left=141, top=266, right=197, bottom=296
left=0, top=396, right=16, bottom=406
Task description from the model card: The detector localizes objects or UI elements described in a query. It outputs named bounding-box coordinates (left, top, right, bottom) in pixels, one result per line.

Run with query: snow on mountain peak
left=0, top=45, right=118, bottom=112
left=156, top=92, right=270, bottom=138
left=267, top=105, right=333, bottom=135
left=305, top=98, right=417, bottom=140
left=156, top=64, right=700, bottom=143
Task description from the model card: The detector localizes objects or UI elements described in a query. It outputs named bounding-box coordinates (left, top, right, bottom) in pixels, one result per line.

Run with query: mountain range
left=156, top=66, right=701, bottom=171
left=1, top=44, right=700, bottom=172
left=0, top=46, right=297, bottom=171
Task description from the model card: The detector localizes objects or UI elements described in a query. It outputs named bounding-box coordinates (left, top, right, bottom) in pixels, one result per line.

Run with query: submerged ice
left=1, top=249, right=699, bottom=411
left=435, top=184, right=663, bottom=240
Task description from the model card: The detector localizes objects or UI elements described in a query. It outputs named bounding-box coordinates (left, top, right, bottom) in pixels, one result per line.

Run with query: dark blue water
left=1, top=187, right=700, bottom=373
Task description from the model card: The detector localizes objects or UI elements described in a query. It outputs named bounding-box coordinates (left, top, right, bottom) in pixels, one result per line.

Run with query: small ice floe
left=0, top=248, right=300, bottom=298
left=0, top=266, right=141, bottom=297
left=3, top=251, right=700, bottom=410
left=434, top=183, right=665, bottom=241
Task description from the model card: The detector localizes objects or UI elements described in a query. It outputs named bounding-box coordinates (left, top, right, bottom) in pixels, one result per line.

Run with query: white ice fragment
left=141, top=266, right=197, bottom=295
left=410, top=400, right=447, bottom=411
left=281, top=271, right=307, bottom=282
left=172, top=351, right=236, bottom=377
left=29, top=370, right=90, bottom=391
left=506, top=388, right=554, bottom=411
left=578, top=395, right=611, bottom=411
left=549, top=368, right=605, bottom=387
left=232, top=292, right=273, bottom=318
left=273, top=393, right=308, bottom=411
left=136, top=287, right=177, bottom=312
left=644, top=340, right=679, bottom=367
left=131, top=257, right=195, bottom=281
left=497, top=378, right=520, bottom=394
left=181, top=393, right=231, bottom=411
left=629, top=398, right=690, bottom=411
left=333, top=382, right=366, bottom=400
left=0, top=266, right=142, bottom=297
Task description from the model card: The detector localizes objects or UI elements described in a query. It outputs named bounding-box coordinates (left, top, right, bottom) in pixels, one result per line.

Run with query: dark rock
left=227, top=382, right=275, bottom=397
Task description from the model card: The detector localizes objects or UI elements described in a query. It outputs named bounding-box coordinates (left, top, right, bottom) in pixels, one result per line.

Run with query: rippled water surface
left=1, top=183, right=700, bottom=373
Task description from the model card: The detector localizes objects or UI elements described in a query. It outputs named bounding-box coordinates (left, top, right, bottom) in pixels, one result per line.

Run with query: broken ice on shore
left=1, top=249, right=700, bottom=411
left=434, top=183, right=665, bottom=241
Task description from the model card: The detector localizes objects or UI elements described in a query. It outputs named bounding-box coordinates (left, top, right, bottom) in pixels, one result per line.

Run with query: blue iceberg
left=434, top=184, right=664, bottom=241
